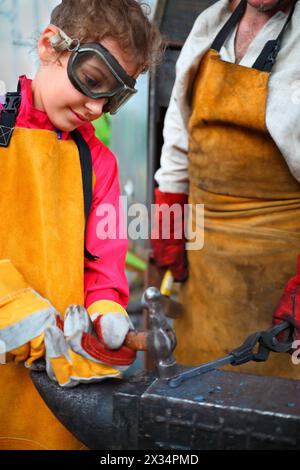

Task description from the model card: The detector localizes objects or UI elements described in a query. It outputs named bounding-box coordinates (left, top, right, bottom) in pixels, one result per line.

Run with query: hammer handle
left=124, top=331, right=148, bottom=351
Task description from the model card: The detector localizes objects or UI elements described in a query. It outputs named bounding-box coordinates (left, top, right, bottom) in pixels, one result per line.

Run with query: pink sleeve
left=83, top=130, right=129, bottom=310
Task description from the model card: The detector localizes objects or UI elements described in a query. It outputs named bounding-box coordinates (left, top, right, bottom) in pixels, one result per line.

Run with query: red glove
left=273, top=257, right=300, bottom=350
left=151, top=188, right=188, bottom=282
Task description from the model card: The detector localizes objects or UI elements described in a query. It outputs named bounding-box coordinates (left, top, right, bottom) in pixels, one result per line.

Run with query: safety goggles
left=67, top=43, right=137, bottom=114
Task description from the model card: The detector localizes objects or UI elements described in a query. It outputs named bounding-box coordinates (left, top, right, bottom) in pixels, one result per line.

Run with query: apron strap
left=211, top=0, right=298, bottom=73
left=0, top=81, right=21, bottom=148
left=211, top=0, right=247, bottom=53
left=70, top=129, right=99, bottom=261
left=253, top=0, right=299, bottom=72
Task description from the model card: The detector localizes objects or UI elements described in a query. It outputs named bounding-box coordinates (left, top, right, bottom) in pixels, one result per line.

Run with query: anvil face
left=31, top=369, right=300, bottom=450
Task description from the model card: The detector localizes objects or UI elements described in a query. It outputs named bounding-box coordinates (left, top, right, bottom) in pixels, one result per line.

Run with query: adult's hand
left=151, top=188, right=188, bottom=282
left=273, top=257, right=300, bottom=350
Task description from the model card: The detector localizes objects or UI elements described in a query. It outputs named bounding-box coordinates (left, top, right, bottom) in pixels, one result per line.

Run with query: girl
left=0, top=0, right=162, bottom=450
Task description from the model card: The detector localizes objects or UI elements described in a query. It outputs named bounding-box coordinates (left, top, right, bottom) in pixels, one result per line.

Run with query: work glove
left=272, top=256, right=300, bottom=351
left=151, top=188, right=188, bottom=282
left=0, top=260, right=136, bottom=386
left=45, top=305, right=137, bottom=387
left=0, top=259, right=59, bottom=368
left=64, top=304, right=136, bottom=366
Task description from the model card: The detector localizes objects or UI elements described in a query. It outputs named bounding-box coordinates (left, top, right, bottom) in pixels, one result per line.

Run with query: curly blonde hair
left=50, top=0, right=163, bottom=72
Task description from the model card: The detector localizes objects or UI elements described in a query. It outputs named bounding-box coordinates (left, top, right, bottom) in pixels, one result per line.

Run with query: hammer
left=159, top=270, right=184, bottom=319
left=124, top=287, right=179, bottom=379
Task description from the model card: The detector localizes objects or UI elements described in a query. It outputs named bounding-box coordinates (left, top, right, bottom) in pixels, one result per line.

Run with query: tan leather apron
left=176, top=0, right=300, bottom=379
left=0, top=127, right=86, bottom=449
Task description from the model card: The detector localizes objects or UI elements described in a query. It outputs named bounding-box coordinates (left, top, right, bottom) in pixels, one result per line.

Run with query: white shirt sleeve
left=155, top=45, right=195, bottom=194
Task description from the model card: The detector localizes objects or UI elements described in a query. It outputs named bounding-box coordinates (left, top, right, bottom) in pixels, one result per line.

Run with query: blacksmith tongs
left=168, top=321, right=293, bottom=388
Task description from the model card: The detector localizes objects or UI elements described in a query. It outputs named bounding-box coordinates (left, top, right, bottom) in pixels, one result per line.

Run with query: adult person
left=153, top=0, right=300, bottom=378
left=0, top=0, right=161, bottom=450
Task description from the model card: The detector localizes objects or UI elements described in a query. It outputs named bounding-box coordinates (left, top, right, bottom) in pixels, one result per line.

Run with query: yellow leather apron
left=0, top=127, right=86, bottom=449
left=176, top=0, right=300, bottom=379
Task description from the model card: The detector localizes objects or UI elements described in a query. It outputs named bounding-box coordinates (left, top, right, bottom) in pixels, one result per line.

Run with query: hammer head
left=142, top=287, right=179, bottom=379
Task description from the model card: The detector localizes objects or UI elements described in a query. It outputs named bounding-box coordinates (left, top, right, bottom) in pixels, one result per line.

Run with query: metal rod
left=168, top=355, right=234, bottom=388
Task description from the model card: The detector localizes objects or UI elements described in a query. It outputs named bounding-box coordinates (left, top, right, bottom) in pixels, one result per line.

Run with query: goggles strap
left=49, top=27, right=80, bottom=52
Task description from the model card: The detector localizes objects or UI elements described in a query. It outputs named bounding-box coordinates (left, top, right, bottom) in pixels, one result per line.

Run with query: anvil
left=31, top=368, right=300, bottom=450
